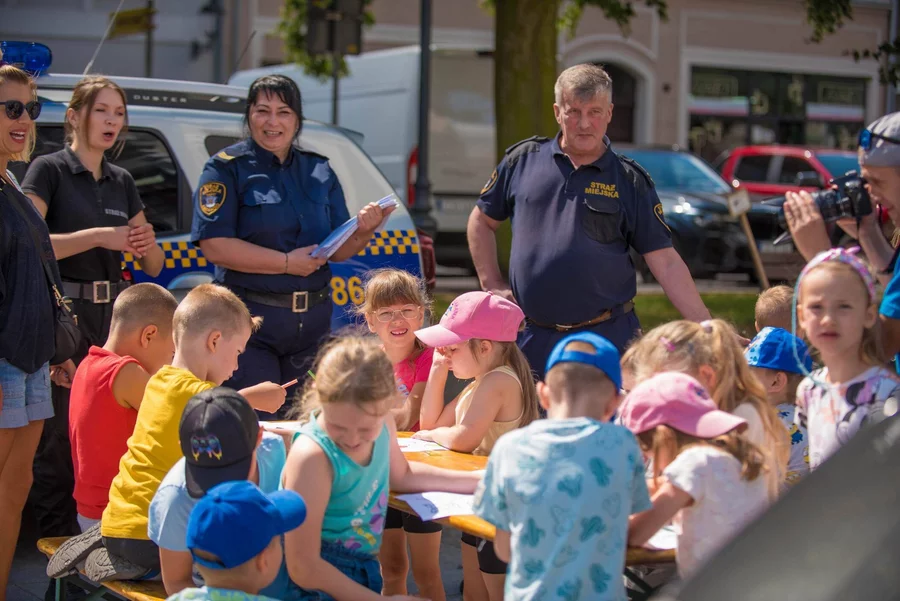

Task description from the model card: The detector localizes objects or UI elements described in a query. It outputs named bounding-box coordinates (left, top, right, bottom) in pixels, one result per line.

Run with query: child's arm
left=158, top=549, right=195, bottom=596
left=418, top=351, right=459, bottom=430
left=390, top=381, right=425, bottom=432
left=415, top=371, right=513, bottom=453
left=627, top=482, right=692, bottom=547
left=283, top=437, right=416, bottom=601
left=387, top=418, right=483, bottom=493
left=111, top=362, right=151, bottom=410
left=238, top=381, right=287, bottom=415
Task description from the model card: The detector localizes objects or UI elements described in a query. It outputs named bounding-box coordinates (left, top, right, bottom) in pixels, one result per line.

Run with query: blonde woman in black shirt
left=21, top=76, right=165, bottom=541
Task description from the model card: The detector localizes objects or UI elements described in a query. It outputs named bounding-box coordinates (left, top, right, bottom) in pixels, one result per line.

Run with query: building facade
left=245, top=0, right=891, bottom=160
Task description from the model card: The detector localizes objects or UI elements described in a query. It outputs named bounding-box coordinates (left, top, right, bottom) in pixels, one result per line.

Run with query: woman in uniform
left=191, top=74, right=392, bottom=418
left=21, top=76, right=164, bottom=541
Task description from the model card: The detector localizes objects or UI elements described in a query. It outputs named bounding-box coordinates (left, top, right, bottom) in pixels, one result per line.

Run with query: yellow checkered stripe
left=122, top=241, right=208, bottom=272
left=358, top=229, right=419, bottom=256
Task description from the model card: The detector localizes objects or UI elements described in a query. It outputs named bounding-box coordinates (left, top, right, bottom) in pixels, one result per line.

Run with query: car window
left=778, top=156, right=816, bottom=184
left=205, top=135, right=242, bottom=156
left=817, top=153, right=860, bottom=178
left=733, top=154, right=771, bottom=182
left=619, top=150, right=732, bottom=195
left=34, top=125, right=180, bottom=234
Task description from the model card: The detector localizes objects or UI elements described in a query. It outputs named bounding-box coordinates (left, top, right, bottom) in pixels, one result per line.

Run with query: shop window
left=778, top=156, right=817, bottom=184
left=733, top=155, right=771, bottom=183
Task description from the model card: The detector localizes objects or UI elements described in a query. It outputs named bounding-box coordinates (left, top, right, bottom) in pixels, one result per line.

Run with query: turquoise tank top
left=298, top=411, right=390, bottom=555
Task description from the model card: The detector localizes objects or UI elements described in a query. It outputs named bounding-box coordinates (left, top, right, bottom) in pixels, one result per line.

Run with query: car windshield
left=619, top=150, right=732, bottom=195
left=817, top=153, right=860, bottom=178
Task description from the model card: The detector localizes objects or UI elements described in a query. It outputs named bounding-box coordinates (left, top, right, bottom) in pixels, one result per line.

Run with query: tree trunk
left=493, top=0, right=560, bottom=272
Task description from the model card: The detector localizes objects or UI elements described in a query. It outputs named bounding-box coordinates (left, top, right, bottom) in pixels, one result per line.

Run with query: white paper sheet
left=395, top=491, right=475, bottom=521
left=397, top=437, right=446, bottom=453
left=311, top=194, right=399, bottom=259
left=259, top=420, right=305, bottom=433
left=644, top=526, right=677, bottom=551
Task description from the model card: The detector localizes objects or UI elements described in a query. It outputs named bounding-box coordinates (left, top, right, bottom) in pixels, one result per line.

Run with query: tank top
left=299, top=411, right=390, bottom=555
left=69, top=346, right=141, bottom=519
left=455, top=365, right=525, bottom=456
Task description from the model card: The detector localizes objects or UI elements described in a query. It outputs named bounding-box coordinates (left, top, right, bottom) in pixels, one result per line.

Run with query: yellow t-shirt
left=101, top=365, right=215, bottom=539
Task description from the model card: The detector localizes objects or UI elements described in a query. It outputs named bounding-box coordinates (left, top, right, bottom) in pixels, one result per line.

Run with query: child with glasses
left=359, top=269, right=445, bottom=601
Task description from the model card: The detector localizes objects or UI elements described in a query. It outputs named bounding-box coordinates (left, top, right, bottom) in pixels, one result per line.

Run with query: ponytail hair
left=465, top=339, right=541, bottom=428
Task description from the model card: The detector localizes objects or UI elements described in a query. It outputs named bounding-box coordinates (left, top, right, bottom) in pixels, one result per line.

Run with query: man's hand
left=50, top=360, right=76, bottom=388
left=481, top=280, right=516, bottom=304
left=784, top=191, right=832, bottom=261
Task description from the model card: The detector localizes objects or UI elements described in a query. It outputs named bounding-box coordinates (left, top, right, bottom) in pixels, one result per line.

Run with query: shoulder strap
left=0, top=180, right=64, bottom=307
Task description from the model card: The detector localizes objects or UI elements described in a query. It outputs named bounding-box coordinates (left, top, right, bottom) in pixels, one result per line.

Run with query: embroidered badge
left=481, top=169, right=498, bottom=195
left=191, top=434, right=223, bottom=460
left=199, top=181, right=226, bottom=216
left=653, top=202, right=670, bottom=232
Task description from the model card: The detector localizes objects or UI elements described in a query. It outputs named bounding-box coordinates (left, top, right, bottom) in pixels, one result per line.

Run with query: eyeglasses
left=372, top=306, right=420, bottom=323
left=1, top=100, right=42, bottom=121
left=858, top=128, right=900, bottom=151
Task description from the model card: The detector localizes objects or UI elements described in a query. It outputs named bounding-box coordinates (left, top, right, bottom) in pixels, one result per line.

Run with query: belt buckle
left=292, top=291, right=309, bottom=313
left=92, top=281, right=111, bottom=304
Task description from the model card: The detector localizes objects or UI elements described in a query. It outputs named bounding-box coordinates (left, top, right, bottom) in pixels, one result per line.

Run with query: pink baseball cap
left=415, top=291, right=524, bottom=347
left=618, top=372, right=747, bottom=438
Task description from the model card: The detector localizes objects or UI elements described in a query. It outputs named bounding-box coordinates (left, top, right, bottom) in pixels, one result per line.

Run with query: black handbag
left=2, top=178, right=82, bottom=364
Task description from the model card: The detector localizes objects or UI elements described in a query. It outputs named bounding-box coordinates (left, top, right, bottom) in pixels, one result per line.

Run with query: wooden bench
left=36, top=538, right=166, bottom=601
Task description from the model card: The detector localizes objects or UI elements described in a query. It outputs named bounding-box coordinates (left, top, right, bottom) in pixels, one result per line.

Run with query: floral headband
left=798, top=246, right=876, bottom=301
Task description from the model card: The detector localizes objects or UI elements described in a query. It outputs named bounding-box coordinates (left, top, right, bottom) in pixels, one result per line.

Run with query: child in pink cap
left=622, top=372, right=768, bottom=578
left=413, top=291, right=541, bottom=601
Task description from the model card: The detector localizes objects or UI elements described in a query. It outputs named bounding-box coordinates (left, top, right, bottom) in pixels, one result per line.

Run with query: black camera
left=766, top=171, right=872, bottom=228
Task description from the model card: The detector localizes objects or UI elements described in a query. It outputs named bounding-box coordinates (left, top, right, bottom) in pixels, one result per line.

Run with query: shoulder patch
left=618, top=155, right=655, bottom=189
left=654, top=202, right=670, bottom=232
left=198, top=181, right=227, bottom=216
left=481, top=169, right=499, bottom=195
left=504, top=135, right=550, bottom=168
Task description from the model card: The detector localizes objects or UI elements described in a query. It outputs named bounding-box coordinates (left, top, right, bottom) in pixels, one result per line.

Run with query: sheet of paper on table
left=644, top=525, right=677, bottom=550
left=259, top=421, right=305, bottom=433
left=397, top=437, right=446, bottom=453
left=395, top=491, right=475, bottom=521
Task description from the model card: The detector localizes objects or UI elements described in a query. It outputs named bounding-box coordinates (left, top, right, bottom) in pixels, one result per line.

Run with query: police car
left=3, top=42, right=435, bottom=330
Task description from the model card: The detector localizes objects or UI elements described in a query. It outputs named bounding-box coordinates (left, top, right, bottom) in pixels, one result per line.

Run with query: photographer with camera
left=783, top=112, right=900, bottom=359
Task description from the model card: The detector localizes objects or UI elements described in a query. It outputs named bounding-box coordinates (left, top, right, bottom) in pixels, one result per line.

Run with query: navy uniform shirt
left=191, top=138, right=351, bottom=294
left=477, top=134, right=672, bottom=325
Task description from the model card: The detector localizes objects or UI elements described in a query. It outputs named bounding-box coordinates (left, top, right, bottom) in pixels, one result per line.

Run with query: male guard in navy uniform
left=468, top=64, right=711, bottom=380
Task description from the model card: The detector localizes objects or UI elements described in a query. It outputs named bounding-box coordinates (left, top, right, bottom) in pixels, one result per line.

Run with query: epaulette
left=296, top=147, right=331, bottom=162
left=504, top=135, right=549, bottom=167
left=212, top=140, right=251, bottom=163
left=618, top=155, right=655, bottom=189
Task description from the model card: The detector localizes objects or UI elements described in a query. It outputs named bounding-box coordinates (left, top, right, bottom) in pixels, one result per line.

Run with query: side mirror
left=795, top=171, right=824, bottom=188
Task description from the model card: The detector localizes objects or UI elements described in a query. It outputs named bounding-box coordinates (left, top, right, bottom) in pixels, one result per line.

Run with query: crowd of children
left=38, top=246, right=899, bottom=601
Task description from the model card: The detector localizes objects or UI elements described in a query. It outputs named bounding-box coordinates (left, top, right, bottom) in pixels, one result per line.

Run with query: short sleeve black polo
left=21, top=147, right=144, bottom=283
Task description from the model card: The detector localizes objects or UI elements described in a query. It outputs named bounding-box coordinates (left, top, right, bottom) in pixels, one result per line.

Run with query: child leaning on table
left=280, top=335, right=483, bottom=601
left=165, top=480, right=307, bottom=601
left=473, top=332, right=652, bottom=601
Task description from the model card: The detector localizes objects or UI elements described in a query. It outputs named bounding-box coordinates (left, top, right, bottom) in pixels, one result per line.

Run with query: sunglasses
left=858, top=128, right=900, bottom=151
left=372, top=305, right=420, bottom=323
left=1, top=100, right=42, bottom=121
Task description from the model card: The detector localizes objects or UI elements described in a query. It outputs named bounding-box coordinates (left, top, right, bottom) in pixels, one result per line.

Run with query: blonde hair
left=0, top=64, right=38, bottom=162
left=630, top=319, right=790, bottom=485
left=110, top=283, right=178, bottom=334
left=798, top=260, right=881, bottom=366
left=755, top=285, right=793, bottom=331
left=358, top=268, right=431, bottom=355
left=554, top=63, right=613, bottom=104
left=173, top=284, right=262, bottom=346
left=65, top=76, right=129, bottom=156
left=294, top=335, right=397, bottom=420
left=546, top=341, right=618, bottom=409
left=462, top=338, right=541, bottom=429
left=637, top=425, right=765, bottom=488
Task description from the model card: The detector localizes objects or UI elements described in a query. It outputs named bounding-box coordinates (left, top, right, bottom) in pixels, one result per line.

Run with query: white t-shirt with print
left=663, top=445, right=768, bottom=577
left=796, top=366, right=899, bottom=470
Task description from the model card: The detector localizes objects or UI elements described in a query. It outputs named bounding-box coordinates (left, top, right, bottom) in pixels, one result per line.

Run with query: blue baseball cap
left=744, top=327, right=813, bottom=375
left=545, top=332, right=622, bottom=389
left=186, top=480, right=307, bottom=570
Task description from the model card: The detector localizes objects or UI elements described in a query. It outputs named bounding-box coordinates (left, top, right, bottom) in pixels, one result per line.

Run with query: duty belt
left=528, top=300, right=635, bottom=332
left=62, top=280, right=131, bottom=304
left=240, top=286, right=331, bottom=313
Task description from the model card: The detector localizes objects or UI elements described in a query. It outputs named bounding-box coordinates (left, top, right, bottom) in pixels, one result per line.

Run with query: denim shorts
left=0, top=359, right=52, bottom=429
left=285, top=540, right=383, bottom=600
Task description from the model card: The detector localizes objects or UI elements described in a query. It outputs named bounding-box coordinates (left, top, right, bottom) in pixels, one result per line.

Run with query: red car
left=715, top=145, right=860, bottom=201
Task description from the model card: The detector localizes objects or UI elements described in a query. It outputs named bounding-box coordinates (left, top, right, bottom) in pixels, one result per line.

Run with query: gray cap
left=859, top=112, right=900, bottom=167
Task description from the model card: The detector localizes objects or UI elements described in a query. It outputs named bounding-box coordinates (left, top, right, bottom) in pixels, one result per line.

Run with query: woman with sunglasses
left=0, top=62, right=68, bottom=596
left=20, top=76, right=165, bottom=541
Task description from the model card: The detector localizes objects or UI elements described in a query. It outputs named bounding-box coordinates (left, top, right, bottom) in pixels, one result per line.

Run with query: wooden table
left=391, top=433, right=676, bottom=567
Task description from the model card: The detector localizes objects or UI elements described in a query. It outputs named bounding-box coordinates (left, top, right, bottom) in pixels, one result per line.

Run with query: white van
left=228, top=46, right=495, bottom=269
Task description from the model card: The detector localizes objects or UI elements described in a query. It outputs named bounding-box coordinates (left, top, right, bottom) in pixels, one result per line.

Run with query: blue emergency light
left=0, top=41, right=52, bottom=77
